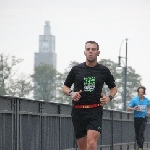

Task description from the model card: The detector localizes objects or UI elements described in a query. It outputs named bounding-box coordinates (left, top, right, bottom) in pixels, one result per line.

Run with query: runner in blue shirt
left=127, top=86, right=150, bottom=150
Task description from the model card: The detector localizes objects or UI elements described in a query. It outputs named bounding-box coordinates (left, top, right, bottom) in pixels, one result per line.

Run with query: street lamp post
left=0, top=54, right=7, bottom=95
left=117, top=38, right=128, bottom=111
left=0, top=55, right=4, bottom=95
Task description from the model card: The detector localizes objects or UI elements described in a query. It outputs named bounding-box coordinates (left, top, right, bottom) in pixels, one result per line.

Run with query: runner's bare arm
left=62, top=85, right=72, bottom=96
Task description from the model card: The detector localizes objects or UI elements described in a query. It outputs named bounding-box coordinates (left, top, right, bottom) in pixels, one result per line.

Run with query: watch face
left=109, top=95, right=113, bottom=101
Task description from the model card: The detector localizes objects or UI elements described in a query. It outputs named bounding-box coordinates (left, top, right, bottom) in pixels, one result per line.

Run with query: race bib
left=84, top=76, right=95, bottom=92
left=137, top=105, right=146, bottom=112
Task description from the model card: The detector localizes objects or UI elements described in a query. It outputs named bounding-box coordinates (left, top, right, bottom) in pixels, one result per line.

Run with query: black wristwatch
left=108, top=95, right=114, bottom=101
left=69, top=90, right=73, bottom=96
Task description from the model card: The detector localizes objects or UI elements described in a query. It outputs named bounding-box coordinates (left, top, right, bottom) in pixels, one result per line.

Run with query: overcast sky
left=0, top=0, right=150, bottom=98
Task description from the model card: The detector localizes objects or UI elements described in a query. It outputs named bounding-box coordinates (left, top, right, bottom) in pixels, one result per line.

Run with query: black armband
left=68, top=90, right=73, bottom=96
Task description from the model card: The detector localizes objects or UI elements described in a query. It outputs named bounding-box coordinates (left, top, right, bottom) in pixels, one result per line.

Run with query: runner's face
left=84, top=43, right=100, bottom=63
left=138, top=88, right=145, bottom=97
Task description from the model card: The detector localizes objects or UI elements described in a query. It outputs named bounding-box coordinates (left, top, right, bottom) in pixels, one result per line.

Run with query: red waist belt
left=73, top=103, right=101, bottom=109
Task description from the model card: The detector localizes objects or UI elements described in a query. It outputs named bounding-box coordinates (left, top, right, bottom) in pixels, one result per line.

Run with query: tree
left=0, top=53, right=33, bottom=97
left=55, top=71, right=67, bottom=103
left=98, top=59, right=142, bottom=110
left=7, top=74, right=33, bottom=98
left=57, top=61, right=80, bottom=104
left=32, top=63, right=57, bottom=101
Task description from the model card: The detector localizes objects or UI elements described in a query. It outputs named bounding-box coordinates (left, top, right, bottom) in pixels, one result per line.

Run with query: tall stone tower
left=34, top=21, right=56, bottom=68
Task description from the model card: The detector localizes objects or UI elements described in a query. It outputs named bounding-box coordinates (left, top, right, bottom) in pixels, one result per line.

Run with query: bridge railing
left=0, top=95, right=150, bottom=150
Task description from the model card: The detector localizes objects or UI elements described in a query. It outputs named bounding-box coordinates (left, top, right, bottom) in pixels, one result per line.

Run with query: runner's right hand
left=72, top=90, right=82, bottom=101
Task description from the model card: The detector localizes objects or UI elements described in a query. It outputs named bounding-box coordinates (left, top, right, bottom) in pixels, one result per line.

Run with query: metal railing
left=0, top=95, right=150, bottom=150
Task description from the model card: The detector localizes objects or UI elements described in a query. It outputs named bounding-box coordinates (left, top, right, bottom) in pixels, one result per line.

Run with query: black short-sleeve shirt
left=64, top=62, right=116, bottom=105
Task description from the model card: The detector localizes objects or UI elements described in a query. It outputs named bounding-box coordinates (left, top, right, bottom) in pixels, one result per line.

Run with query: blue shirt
left=128, top=96, right=150, bottom=117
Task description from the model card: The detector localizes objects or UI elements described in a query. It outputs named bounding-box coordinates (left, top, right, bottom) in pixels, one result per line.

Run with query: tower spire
left=44, top=21, right=50, bottom=35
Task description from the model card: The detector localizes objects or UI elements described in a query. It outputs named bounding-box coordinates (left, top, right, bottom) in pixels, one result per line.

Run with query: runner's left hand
left=100, top=93, right=110, bottom=106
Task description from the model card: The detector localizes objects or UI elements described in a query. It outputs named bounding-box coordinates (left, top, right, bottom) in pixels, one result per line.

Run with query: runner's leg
left=86, top=129, right=100, bottom=150
left=77, top=135, right=87, bottom=150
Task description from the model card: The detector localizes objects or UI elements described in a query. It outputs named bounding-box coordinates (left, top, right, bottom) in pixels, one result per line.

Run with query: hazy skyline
left=0, top=0, right=150, bottom=97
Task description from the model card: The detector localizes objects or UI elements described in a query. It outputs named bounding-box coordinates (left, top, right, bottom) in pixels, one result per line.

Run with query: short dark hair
left=85, top=41, right=99, bottom=50
left=137, top=86, right=146, bottom=94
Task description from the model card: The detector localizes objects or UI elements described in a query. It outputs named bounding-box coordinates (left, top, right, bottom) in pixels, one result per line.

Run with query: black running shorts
left=71, top=106, right=103, bottom=139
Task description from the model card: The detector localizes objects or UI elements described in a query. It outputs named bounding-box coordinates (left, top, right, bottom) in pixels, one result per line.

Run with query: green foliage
left=32, top=63, right=57, bottom=101
left=0, top=53, right=32, bottom=97
left=98, top=59, right=142, bottom=110
left=56, top=61, right=80, bottom=104
left=6, top=74, right=33, bottom=97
